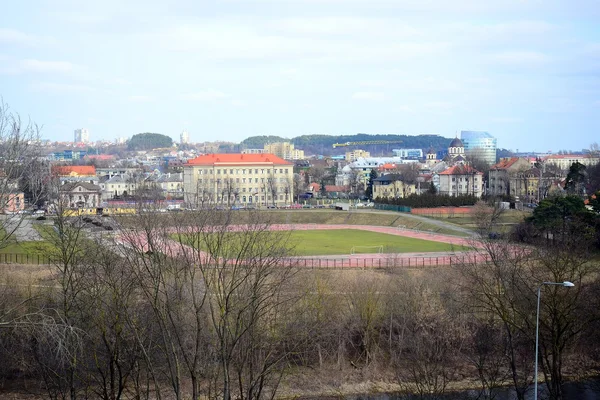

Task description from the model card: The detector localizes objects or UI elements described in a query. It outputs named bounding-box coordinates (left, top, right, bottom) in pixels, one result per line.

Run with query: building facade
left=263, top=142, right=305, bottom=160
left=59, top=182, right=101, bottom=208
left=438, top=165, right=483, bottom=197
left=392, top=148, right=424, bottom=159
left=183, top=153, right=294, bottom=207
left=372, top=174, right=416, bottom=199
left=488, top=157, right=533, bottom=198
left=542, top=154, right=600, bottom=170
left=461, top=131, right=497, bottom=165
left=74, top=128, right=90, bottom=144
left=345, top=149, right=371, bottom=162
left=180, top=130, right=190, bottom=144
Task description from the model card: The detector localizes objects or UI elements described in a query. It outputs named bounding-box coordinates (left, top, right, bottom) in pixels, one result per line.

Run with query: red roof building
left=183, top=153, right=294, bottom=207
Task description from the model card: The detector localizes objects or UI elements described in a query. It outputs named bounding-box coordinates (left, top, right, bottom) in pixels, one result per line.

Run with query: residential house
left=372, top=174, right=416, bottom=199
left=438, top=165, right=483, bottom=197
left=100, top=174, right=140, bottom=201
left=52, top=165, right=99, bottom=185
left=59, top=182, right=101, bottom=208
left=488, top=157, right=533, bottom=198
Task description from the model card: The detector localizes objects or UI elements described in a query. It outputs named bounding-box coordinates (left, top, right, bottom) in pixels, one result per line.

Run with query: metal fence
left=288, top=253, right=486, bottom=269
left=374, top=204, right=412, bottom=213
left=0, top=253, right=51, bottom=265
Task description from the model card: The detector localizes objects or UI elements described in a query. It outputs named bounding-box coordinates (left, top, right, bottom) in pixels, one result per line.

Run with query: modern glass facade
left=460, top=131, right=497, bottom=165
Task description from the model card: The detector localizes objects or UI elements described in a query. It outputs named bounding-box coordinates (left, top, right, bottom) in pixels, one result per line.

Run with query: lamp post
left=534, top=281, right=575, bottom=400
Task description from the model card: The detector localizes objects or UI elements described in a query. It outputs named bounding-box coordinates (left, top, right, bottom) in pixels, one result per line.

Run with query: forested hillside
left=127, top=133, right=173, bottom=151
left=240, top=133, right=451, bottom=155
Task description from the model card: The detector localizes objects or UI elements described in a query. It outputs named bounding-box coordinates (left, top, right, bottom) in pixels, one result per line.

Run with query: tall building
left=183, top=153, right=294, bottom=207
left=74, top=128, right=89, bottom=144
left=461, top=131, right=497, bottom=165
left=180, top=130, right=190, bottom=144
left=345, top=149, right=370, bottom=162
left=263, top=142, right=305, bottom=160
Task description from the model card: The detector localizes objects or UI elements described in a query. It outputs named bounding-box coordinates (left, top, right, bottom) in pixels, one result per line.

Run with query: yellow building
left=345, top=149, right=371, bottom=162
left=183, top=153, right=294, bottom=207
left=263, top=142, right=305, bottom=160
left=372, top=174, right=416, bottom=199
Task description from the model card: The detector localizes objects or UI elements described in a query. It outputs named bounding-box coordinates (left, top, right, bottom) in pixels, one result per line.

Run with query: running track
left=119, top=224, right=490, bottom=269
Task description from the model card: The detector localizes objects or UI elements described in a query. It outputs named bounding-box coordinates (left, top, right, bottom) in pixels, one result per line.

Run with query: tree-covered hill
left=240, top=133, right=451, bottom=155
left=240, top=135, right=289, bottom=148
left=127, top=133, right=173, bottom=151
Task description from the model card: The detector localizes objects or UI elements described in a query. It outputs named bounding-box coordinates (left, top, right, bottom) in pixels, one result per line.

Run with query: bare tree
left=0, top=100, right=43, bottom=249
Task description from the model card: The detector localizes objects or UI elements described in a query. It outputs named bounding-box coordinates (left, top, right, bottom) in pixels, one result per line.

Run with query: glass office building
left=460, top=131, right=497, bottom=165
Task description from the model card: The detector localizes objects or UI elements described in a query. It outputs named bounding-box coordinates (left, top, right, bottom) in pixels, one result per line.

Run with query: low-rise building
left=438, top=165, right=483, bottom=197
left=372, top=174, right=416, bottom=199
left=59, top=182, right=101, bottom=208
left=488, top=157, right=533, bottom=198
left=543, top=154, right=599, bottom=170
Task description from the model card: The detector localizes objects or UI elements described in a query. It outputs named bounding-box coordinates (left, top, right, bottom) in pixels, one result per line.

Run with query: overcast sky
left=1, top=0, right=599, bottom=152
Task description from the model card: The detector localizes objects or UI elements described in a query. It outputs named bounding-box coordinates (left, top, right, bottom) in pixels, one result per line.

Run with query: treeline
left=0, top=206, right=599, bottom=399
left=376, top=193, right=479, bottom=208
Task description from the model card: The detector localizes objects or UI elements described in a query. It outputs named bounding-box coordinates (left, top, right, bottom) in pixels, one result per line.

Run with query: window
left=255, top=169, right=258, bottom=174
left=255, top=178, right=258, bottom=183
left=243, top=178, right=246, bottom=183
left=236, top=178, right=240, bottom=183
left=452, top=178, right=456, bottom=181
left=217, top=169, right=221, bottom=174
left=230, top=169, right=233, bottom=174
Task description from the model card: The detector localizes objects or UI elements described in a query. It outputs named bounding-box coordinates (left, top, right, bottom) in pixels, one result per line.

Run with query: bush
left=375, top=193, right=478, bottom=208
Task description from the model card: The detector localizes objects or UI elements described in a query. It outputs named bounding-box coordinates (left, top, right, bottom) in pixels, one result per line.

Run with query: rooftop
left=186, top=153, right=292, bottom=166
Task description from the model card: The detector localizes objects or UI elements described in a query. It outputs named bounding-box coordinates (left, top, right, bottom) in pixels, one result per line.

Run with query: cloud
left=30, top=82, right=96, bottom=93
left=491, top=116, right=523, bottom=123
left=128, top=95, right=155, bottom=102
left=141, top=20, right=449, bottom=64
left=397, top=105, right=415, bottom=113
left=19, top=59, right=75, bottom=73
left=182, top=89, right=229, bottom=101
left=489, top=51, right=549, bottom=67
left=351, top=91, right=386, bottom=101
left=0, top=28, right=54, bottom=46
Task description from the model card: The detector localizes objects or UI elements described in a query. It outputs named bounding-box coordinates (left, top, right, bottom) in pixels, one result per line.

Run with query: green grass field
left=288, top=229, right=469, bottom=256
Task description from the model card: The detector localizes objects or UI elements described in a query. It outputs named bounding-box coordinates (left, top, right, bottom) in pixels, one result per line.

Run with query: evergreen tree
left=365, top=169, right=378, bottom=200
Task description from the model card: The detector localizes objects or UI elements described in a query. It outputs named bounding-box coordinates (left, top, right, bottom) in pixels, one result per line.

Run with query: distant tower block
left=74, top=128, right=89, bottom=144
left=180, top=130, right=190, bottom=144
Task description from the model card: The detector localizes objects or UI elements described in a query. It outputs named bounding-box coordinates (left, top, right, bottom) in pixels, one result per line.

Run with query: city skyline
left=1, top=0, right=598, bottom=151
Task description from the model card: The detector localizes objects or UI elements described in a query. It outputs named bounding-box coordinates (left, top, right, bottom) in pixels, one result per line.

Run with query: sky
left=0, top=0, right=599, bottom=152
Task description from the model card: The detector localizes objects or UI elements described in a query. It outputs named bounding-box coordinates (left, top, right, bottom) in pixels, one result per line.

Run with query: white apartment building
left=74, top=128, right=89, bottom=144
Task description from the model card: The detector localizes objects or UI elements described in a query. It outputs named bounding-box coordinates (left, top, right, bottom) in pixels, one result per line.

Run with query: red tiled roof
left=185, top=153, right=292, bottom=166
left=379, top=163, right=397, bottom=170
left=490, top=157, right=522, bottom=170
left=439, top=165, right=481, bottom=175
left=52, top=165, right=97, bottom=176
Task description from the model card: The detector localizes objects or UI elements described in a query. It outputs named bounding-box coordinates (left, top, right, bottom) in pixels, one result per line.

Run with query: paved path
left=0, top=215, right=42, bottom=242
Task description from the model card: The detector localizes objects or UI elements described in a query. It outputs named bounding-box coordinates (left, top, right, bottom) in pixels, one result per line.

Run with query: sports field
left=288, top=229, right=469, bottom=256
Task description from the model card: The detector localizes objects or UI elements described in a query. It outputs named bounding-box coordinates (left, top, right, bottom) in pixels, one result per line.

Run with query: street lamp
left=534, top=281, right=575, bottom=400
